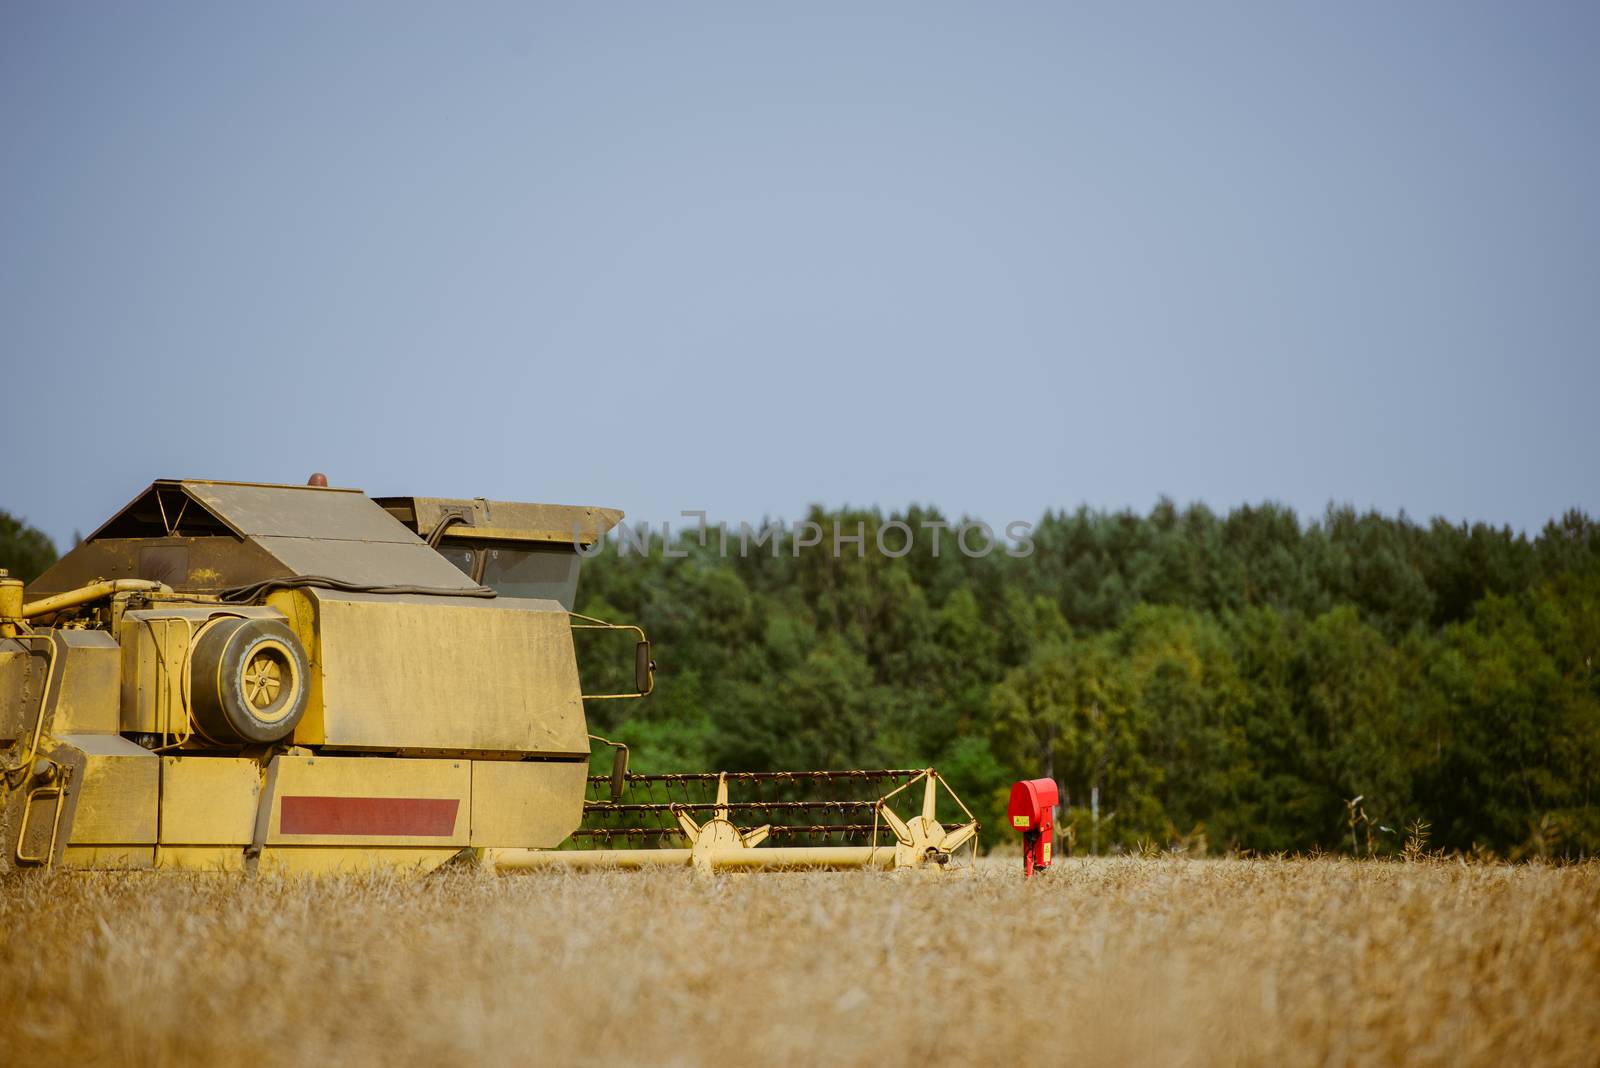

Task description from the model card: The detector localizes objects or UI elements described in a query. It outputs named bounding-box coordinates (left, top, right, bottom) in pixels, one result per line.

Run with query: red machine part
left=1007, top=778, right=1059, bottom=878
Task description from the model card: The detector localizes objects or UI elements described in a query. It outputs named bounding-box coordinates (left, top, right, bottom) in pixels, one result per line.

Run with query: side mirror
left=572, top=614, right=655, bottom=702
left=609, top=744, right=630, bottom=803
left=634, top=640, right=655, bottom=696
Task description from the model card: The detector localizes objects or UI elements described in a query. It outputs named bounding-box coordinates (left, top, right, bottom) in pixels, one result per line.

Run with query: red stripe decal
left=280, top=796, right=460, bottom=837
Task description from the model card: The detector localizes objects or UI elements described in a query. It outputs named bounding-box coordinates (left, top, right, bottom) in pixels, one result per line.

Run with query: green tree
left=1294, top=606, right=1420, bottom=848
left=989, top=637, right=1163, bottom=849
left=1423, top=571, right=1600, bottom=855
left=1117, top=605, right=1254, bottom=846
left=0, top=511, right=56, bottom=582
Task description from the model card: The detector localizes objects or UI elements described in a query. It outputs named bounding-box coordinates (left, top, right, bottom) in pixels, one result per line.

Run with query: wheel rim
left=239, top=642, right=296, bottom=723
left=243, top=655, right=280, bottom=707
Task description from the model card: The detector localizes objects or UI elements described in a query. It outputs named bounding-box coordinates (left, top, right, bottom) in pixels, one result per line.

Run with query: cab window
left=436, top=544, right=476, bottom=578
left=479, top=545, right=581, bottom=608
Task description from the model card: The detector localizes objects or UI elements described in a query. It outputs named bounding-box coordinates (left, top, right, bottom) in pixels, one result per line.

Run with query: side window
left=436, top=544, right=477, bottom=579
left=480, top=545, right=580, bottom=608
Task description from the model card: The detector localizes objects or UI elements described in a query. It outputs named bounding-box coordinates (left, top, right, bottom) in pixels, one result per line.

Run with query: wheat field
left=1, top=857, right=1595, bottom=1066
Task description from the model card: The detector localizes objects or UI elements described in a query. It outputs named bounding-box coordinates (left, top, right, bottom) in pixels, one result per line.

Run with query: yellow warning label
left=1042, top=842, right=1052, bottom=864
left=1012, top=815, right=1031, bottom=828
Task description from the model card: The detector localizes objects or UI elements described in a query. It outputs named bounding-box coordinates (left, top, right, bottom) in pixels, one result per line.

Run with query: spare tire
left=189, top=617, right=309, bottom=745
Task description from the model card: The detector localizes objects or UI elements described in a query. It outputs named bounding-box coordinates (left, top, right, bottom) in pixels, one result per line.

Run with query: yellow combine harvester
left=0, top=479, right=977, bottom=874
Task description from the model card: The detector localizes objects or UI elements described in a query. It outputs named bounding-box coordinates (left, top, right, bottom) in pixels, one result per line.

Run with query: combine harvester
left=0, top=479, right=978, bottom=874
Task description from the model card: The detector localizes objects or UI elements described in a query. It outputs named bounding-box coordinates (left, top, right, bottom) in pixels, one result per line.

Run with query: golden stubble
left=2, top=857, right=1595, bottom=1066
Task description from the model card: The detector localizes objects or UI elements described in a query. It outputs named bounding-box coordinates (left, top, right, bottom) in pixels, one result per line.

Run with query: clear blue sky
left=4, top=3, right=1596, bottom=550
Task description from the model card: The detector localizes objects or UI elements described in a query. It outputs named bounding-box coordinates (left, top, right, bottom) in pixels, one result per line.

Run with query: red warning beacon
left=1008, top=778, right=1059, bottom=879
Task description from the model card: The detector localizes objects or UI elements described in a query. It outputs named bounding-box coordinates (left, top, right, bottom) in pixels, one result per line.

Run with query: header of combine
left=0, top=478, right=977, bottom=874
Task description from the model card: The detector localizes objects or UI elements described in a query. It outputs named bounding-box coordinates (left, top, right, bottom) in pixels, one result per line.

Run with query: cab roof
left=83, top=479, right=480, bottom=590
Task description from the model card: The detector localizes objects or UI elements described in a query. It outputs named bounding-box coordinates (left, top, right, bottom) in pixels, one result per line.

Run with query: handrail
left=14, top=775, right=70, bottom=867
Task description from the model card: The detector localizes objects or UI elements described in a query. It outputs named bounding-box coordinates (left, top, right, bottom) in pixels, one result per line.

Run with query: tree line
left=572, top=502, right=1599, bottom=858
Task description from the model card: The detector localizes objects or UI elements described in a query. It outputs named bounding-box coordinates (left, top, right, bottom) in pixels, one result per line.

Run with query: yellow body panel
left=59, top=752, right=481, bottom=871
left=161, top=756, right=262, bottom=844
left=266, top=755, right=470, bottom=847
left=257, top=847, right=460, bottom=874
left=51, top=631, right=122, bottom=734
left=154, top=846, right=248, bottom=872
left=0, top=639, right=34, bottom=741
left=273, top=589, right=586, bottom=756
left=62, top=845, right=154, bottom=869
left=63, top=734, right=157, bottom=845
left=149, top=846, right=455, bottom=874
left=469, top=760, right=587, bottom=847
left=55, top=746, right=498, bottom=864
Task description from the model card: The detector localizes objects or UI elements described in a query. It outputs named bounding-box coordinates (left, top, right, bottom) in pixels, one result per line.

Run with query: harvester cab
left=0, top=479, right=978, bottom=875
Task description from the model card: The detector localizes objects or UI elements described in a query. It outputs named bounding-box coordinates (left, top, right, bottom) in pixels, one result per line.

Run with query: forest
left=4, top=500, right=1596, bottom=858
left=568, top=502, right=1599, bottom=858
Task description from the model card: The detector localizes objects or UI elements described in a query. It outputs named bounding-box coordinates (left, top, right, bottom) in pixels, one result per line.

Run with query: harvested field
left=2, top=857, right=1596, bottom=1066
